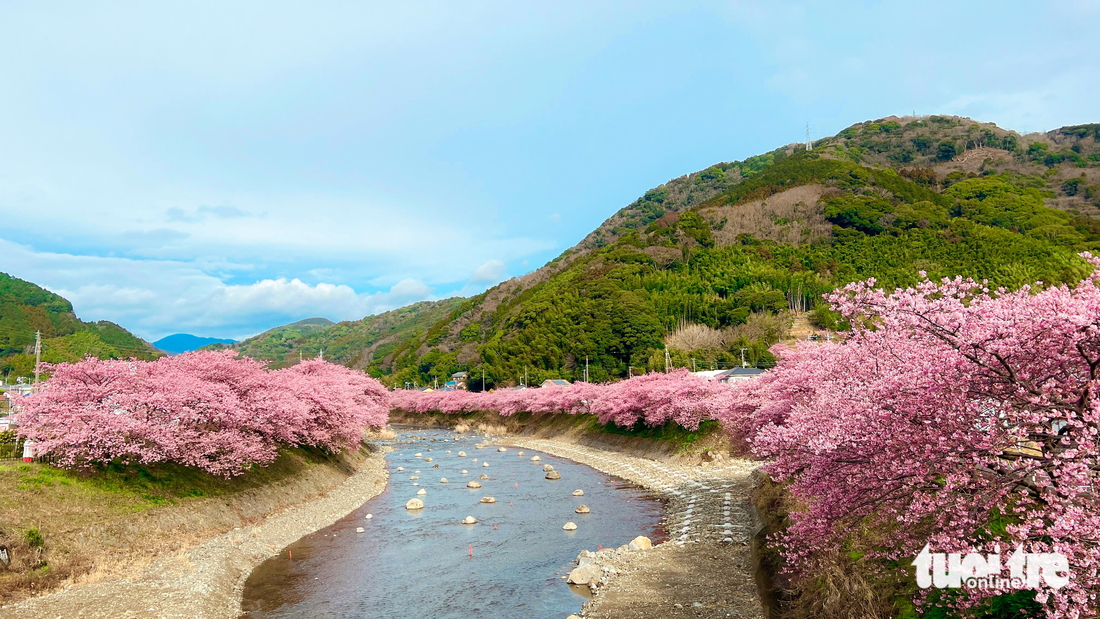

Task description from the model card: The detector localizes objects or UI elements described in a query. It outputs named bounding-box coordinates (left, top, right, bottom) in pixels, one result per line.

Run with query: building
left=450, top=372, right=468, bottom=390
left=541, top=379, right=570, bottom=388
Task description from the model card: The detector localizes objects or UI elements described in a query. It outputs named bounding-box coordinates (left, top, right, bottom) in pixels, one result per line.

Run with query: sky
left=1, top=1, right=1098, bottom=342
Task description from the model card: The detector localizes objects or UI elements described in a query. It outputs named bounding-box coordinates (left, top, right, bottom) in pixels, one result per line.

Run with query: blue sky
left=1, top=1, right=1097, bottom=341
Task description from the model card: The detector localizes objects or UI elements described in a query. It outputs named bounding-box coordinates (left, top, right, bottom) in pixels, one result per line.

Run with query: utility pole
left=33, top=331, right=41, bottom=387
left=434, top=376, right=438, bottom=390
left=664, top=348, right=672, bottom=373
left=585, top=355, right=589, bottom=383
left=628, top=366, right=632, bottom=378
left=318, top=348, right=323, bottom=361
left=691, top=358, right=696, bottom=372
left=524, top=366, right=528, bottom=388
left=482, top=367, right=485, bottom=391
left=299, top=350, right=302, bottom=362
left=739, top=348, right=748, bottom=368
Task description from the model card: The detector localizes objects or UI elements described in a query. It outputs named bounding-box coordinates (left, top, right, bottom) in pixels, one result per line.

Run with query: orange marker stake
left=494, top=524, right=497, bottom=530
left=469, top=545, right=473, bottom=557
left=289, top=550, right=293, bottom=559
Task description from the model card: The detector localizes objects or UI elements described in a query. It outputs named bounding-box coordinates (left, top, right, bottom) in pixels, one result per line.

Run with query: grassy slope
left=0, top=273, right=161, bottom=379
left=0, top=446, right=363, bottom=601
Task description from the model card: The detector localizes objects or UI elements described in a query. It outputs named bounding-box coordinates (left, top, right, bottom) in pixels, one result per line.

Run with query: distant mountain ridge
left=0, top=272, right=161, bottom=377
left=153, top=333, right=237, bottom=355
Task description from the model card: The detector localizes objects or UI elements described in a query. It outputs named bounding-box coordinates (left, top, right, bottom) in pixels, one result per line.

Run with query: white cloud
left=0, top=238, right=437, bottom=341
left=470, top=259, right=506, bottom=284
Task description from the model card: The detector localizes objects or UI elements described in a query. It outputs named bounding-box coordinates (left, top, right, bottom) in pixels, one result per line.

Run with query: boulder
left=365, top=514, right=373, bottom=519
left=412, top=482, right=419, bottom=487
left=530, top=455, right=541, bottom=462
left=417, top=488, right=426, bottom=496
left=497, top=447, right=507, bottom=452
left=405, top=499, right=424, bottom=510
left=479, top=474, right=490, bottom=480
left=461, top=470, right=469, bottom=474
left=480, top=496, right=496, bottom=503
left=409, top=476, right=419, bottom=480
left=572, top=489, right=584, bottom=496
left=433, top=464, right=440, bottom=468
left=356, top=527, right=365, bottom=533
left=414, top=453, right=422, bottom=458
left=458, top=451, right=467, bottom=457
left=462, top=516, right=477, bottom=525
left=629, top=535, right=652, bottom=550
left=476, top=444, right=485, bottom=449
left=567, top=564, right=600, bottom=585
left=543, top=464, right=555, bottom=471
left=396, top=466, right=404, bottom=472
left=517, top=451, right=525, bottom=456
left=575, top=504, right=590, bottom=514
left=545, top=471, right=561, bottom=480
left=467, top=481, right=482, bottom=489
left=482, top=462, right=489, bottom=468
left=424, top=457, right=433, bottom=462
left=562, top=521, right=577, bottom=531
left=440, top=478, right=448, bottom=483
left=446, top=450, right=452, bottom=454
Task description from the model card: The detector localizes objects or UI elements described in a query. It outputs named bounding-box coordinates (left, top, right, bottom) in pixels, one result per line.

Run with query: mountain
left=153, top=334, right=237, bottom=355
left=359, top=116, right=1100, bottom=388
left=216, top=303, right=462, bottom=370
left=0, top=272, right=162, bottom=378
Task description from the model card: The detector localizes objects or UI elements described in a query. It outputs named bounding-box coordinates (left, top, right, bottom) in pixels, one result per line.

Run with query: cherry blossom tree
left=390, top=369, right=729, bottom=430
left=722, top=256, right=1100, bottom=617
left=17, top=350, right=388, bottom=477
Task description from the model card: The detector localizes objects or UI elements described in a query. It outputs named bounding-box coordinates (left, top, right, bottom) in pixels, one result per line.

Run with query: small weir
left=240, top=427, right=665, bottom=618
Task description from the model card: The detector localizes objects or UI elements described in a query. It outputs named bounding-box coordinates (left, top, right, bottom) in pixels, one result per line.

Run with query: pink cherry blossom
left=721, top=254, right=1100, bottom=618
left=17, top=350, right=389, bottom=477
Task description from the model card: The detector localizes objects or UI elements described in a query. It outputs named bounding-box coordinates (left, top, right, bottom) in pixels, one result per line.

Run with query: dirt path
left=499, top=436, right=765, bottom=619
left=1, top=450, right=388, bottom=619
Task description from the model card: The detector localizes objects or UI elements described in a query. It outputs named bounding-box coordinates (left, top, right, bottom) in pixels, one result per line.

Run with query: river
left=240, top=427, right=665, bottom=618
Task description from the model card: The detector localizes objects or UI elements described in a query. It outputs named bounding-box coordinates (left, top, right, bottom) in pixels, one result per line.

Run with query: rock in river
left=396, top=467, right=404, bottom=472
left=405, top=499, right=424, bottom=510
left=545, top=471, right=561, bottom=480
left=497, top=447, right=507, bottom=452
left=572, top=489, right=584, bottom=496
left=628, top=535, right=652, bottom=550
left=567, top=564, right=600, bottom=585
left=562, top=521, right=577, bottom=531
left=458, top=451, right=467, bottom=457
left=543, top=464, right=555, bottom=471
left=417, top=489, right=426, bottom=496
left=479, top=474, right=489, bottom=480
left=482, top=462, right=489, bottom=467
left=480, top=496, right=496, bottom=503
left=462, top=516, right=478, bottom=525
left=467, top=481, right=482, bottom=489
left=517, top=451, right=525, bottom=456
left=530, top=455, right=541, bottom=462
left=440, top=478, right=448, bottom=483
left=575, top=504, right=590, bottom=514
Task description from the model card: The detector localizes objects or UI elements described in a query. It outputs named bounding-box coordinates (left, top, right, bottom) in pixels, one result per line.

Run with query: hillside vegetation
left=0, top=273, right=160, bottom=379
left=215, top=300, right=464, bottom=371
left=239, top=116, right=1100, bottom=390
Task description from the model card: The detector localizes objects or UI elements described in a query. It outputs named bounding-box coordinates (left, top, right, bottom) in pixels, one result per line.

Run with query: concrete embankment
left=1, top=447, right=389, bottom=619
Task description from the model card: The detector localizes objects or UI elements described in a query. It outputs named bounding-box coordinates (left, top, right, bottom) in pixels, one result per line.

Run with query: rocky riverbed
left=499, top=436, right=765, bottom=619
left=1, top=450, right=389, bottom=619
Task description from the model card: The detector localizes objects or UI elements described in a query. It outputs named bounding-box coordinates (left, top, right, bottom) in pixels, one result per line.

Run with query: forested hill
left=0, top=272, right=161, bottom=378
left=210, top=300, right=464, bottom=370
left=365, top=116, right=1100, bottom=389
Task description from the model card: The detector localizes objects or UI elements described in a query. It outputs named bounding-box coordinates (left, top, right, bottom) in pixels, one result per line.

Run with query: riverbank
left=499, top=436, right=764, bottom=619
left=0, top=441, right=389, bottom=619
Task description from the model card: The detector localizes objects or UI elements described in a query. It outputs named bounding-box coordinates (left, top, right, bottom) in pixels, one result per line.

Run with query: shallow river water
left=240, top=427, right=665, bottom=618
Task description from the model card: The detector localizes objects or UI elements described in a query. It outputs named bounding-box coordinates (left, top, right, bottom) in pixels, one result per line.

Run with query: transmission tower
left=805, top=124, right=813, bottom=151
